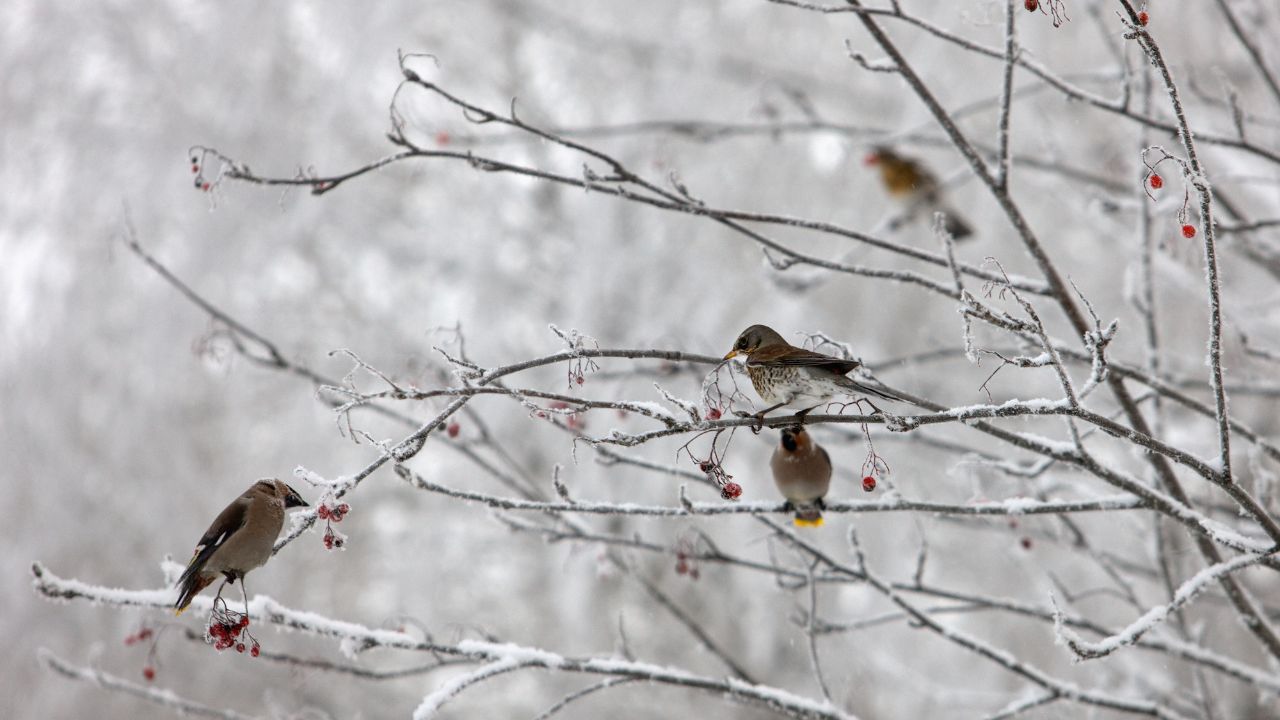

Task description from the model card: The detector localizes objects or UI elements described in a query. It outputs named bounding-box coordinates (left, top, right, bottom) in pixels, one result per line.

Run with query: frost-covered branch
left=39, top=650, right=259, bottom=720
left=32, top=563, right=850, bottom=719
left=1055, top=550, right=1277, bottom=661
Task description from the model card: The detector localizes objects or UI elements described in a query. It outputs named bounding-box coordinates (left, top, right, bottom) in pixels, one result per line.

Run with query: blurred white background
left=6, top=1, right=1280, bottom=717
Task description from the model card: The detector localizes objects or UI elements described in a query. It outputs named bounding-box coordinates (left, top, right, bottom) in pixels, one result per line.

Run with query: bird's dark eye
left=737, top=338, right=747, bottom=349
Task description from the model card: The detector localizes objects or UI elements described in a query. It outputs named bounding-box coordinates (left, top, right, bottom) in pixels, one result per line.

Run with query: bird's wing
left=747, top=345, right=861, bottom=375
left=179, top=496, right=250, bottom=586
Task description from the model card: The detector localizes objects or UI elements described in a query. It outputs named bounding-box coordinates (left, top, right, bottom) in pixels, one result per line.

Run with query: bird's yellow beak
left=723, top=350, right=739, bottom=361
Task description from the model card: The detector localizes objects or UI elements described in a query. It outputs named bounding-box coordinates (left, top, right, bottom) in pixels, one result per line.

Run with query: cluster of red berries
left=190, top=156, right=212, bottom=192
left=317, top=502, right=350, bottom=522
left=674, top=549, right=701, bottom=580
left=323, top=527, right=346, bottom=549
left=123, top=627, right=154, bottom=646
left=318, top=499, right=350, bottom=550
left=1144, top=168, right=1196, bottom=239
left=208, top=614, right=260, bottom=656
left=861, top=475, right=877, bottom=492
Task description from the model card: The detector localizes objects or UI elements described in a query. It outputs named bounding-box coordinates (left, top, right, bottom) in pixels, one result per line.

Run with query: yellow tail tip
left=793, top=516, right=824, bottom=528
left=175, top=606, right=187, bottom=617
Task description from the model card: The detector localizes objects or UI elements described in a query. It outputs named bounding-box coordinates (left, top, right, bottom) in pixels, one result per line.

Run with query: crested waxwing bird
left=175, top=478, right=309, bottom=616
left=864, top=146, right=973, bottom=241
left=771, top=426, right=832, bottom=527
left=724, top=325, right=899, bottom=421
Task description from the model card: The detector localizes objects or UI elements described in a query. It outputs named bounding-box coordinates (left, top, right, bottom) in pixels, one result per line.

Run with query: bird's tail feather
left=794, top=507, right=824, bottom=527
left=174, top=572, right=213, bottom=615
left=175, top=546, right=218, bottom=614
left=835, top=375, right=900, bottom=402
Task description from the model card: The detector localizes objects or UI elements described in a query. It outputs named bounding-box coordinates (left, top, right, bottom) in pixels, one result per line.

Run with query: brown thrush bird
left=865, top=146, right=973, bottom=240
left=724, top=325, right=898, bottom=420
left=771, top=426, right=832, bottom=527
left=175, top=478, right=309, bottom=615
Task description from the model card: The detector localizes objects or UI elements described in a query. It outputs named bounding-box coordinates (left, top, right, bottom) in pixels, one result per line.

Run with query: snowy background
left=7, top=1, right=1280, bottom=718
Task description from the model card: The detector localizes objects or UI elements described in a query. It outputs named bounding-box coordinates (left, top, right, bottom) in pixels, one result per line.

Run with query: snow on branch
left=1054, top=550, right=1277, bottom=661
left=39, top=649, right=259, bottom=720
left=33, top=563, right=850, bottom=719
left=397, top=463, right=1147, bottom=518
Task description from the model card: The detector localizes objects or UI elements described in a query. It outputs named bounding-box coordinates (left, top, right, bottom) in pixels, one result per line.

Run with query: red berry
left=698, top=461, right=713, bottom=473
left=138, top=628, right=153, bottom=640
left=862, top=475, right=877, bottom=492
left=1024, top=0, right=1038, bottom=11
left=446, top=422, right=460, bottom=438
left=317, top=505, right=330, bottom=519
left=1137, top=10, right=1148, bottom=25
left=191, top=164, right=199, bottom=173
left=1148, top=173, right=1163, bottom=189
left=323, top=533, right=334, bottom=549
left=250, top=644, right=260, bottom=658
left=706, top=408, right=721, bottom=420
left=142, top=666, right=156, bottom=681
left=863, top=152, right=880, bottom=166
left=236, top=643, right=246, bottom=653
left=675, top=559, right=689, bottom=575
left=337, top=503, right=350, bottom=515
left=536, top=411, right=547, bottom=419
left=575, top=374, right=584, bottom=385
left=1020, top=537, right=1033, bottom=550
left=721, top=482, right=743, bottom=500
left=435, top=131, right=451, bottom=146
left=1182, top=224, right=1197, bottom=239
left=238, top=616, right=249, bottom=629
left=201, top=182, right=211, bottom=192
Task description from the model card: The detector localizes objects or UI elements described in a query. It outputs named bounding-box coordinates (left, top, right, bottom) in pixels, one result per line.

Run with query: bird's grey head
left=725, top=324, right=786, bottom=360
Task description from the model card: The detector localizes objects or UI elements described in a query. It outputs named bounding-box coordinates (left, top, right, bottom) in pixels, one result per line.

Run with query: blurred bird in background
left=175, top=478, right=309, bottom=615
left=864, top=145, right=973, bottom=240
left=724, top=324, right=899, bottom=422
left=771, top=426, right=832, bottom=527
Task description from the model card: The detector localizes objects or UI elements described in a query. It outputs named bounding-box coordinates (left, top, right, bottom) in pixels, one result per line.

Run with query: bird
left=771, top=426, right=832, bottom=527
left=724, top=325, right=898, bottom=421
left=864, top=146, right=973, bottom=240
left=175, top=478, right=309, bottom=616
